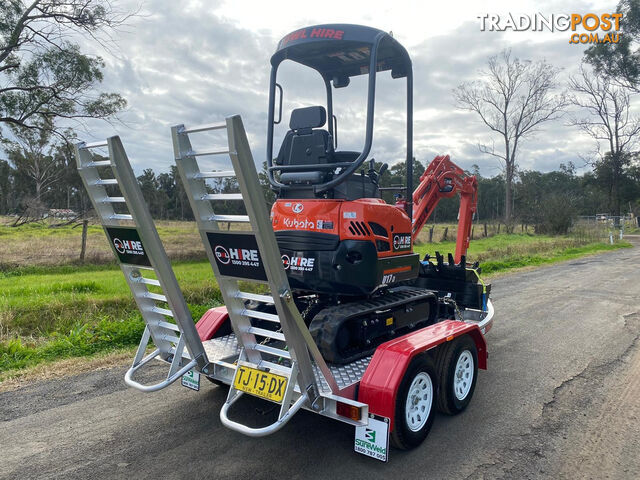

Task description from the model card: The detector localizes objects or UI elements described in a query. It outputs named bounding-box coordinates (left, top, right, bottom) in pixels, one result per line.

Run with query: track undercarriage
left=247, top=252, right=490, bottom=365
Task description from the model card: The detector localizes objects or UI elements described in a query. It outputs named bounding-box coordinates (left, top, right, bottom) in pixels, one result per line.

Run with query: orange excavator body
left=270, top=154, right=478, bottom=295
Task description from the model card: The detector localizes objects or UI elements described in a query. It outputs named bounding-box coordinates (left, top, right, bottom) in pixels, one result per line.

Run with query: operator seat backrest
left=277, top=106, right=333, bottom=185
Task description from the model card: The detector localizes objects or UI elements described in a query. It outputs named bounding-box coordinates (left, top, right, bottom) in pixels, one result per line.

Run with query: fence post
left=442, top=226, right=449, bottom=242
left=79, top=218, right=89, bottom=263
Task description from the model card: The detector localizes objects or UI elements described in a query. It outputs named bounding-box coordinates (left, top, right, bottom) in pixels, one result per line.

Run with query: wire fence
left=573, top=214, right=638, bottom=244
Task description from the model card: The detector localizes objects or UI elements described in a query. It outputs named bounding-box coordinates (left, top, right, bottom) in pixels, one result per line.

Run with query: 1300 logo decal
left=206, top=232, right=267, bottom=281
left=281, top=254, right=315, bottom=272
left=392, top=234, right=411, bottom=251
left=105, top=226, right=151, bottom=267
left=113, top=238, right=144, bottom=256
left=214, top=246, right=260, bottom=267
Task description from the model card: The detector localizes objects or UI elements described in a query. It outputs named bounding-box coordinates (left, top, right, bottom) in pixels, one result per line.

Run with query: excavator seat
left=277, top=106, right=333, bottom=185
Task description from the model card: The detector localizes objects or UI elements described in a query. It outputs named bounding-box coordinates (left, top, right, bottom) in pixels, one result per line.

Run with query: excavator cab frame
left=266, top=24, right=414, bottom=218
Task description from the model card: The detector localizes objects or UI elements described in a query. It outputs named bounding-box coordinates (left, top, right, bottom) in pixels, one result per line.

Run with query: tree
left=3, top=124, right=59, bottom=200
left=454, top=49, right=567, bottom=223
left=258, top=161, right=276, bottom=207
left=516, top=166, right=581, bottom=233
left=137, top=168, right=169, bottom=218
left=569, top=65, right=640, bottom=217
left=585, top=0, right=640, bottom=91
left=0, top=0, right=129, bottom=136
left=0, top=158, right=14, bottom=214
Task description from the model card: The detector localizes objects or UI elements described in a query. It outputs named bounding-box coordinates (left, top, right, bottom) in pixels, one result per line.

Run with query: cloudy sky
left=76, top=0, right=623, bottom=176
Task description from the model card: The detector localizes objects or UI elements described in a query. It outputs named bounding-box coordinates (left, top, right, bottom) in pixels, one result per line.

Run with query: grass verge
left=413, top=234, right=632, bottom=276
left=0, top=233, right=632, bottom=379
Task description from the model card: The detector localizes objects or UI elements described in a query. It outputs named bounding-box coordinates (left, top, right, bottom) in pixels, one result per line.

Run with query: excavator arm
left=410, top=155, right=478, bottom=264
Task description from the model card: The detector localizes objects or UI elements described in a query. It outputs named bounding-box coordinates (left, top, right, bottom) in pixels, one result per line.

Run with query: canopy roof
left=271, top=24, right=411, bottom=79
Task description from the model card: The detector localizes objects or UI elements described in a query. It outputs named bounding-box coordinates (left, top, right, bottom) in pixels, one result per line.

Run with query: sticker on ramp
left=181, top=369, right=200, bottom=391
left=355, top=413, right=389, bottom=462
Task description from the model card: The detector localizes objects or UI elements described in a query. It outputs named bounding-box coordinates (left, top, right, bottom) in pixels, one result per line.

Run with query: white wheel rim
left=454, top=350, right=474, bottom=401
left=405, top=372, right=433, bottom=432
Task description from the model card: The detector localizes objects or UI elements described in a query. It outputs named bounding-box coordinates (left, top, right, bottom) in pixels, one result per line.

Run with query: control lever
left=367, top=158, right=378, bottom=183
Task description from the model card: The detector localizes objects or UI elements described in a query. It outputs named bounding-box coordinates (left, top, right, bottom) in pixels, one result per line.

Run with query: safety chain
left=441, top=296, right=464, bottom=321
left=300, top=299, right=316, bottom=322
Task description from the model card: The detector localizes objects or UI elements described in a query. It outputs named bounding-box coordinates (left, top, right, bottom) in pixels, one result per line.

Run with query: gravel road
left=2, top=239, right=639, bottom=479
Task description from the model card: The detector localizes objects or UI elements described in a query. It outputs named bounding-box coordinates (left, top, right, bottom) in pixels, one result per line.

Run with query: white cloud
left=69, top=0, right=624, bottom=177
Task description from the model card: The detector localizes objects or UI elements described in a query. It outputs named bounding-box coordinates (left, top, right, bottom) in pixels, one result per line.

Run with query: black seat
left=277, top=106, right=333, bottom=185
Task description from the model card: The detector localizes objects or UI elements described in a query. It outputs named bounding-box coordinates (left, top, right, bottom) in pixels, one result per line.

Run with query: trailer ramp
left=75, top=138, right=209, bottom=392
left=172, top=115, right=366, bottom=435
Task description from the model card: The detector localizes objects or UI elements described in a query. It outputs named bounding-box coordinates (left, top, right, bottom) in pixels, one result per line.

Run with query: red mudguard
left=195, top=306, right=229, bottom=341
left=358, top=320, right=487, bottom=430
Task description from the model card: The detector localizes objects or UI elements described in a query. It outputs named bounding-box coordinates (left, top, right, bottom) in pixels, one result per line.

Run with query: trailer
left=74, top=24, right=494, bottom=461
left=75, top=118, right=492, bottom=461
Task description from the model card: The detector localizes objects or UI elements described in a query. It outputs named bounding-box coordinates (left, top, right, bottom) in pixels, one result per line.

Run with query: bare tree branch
left=454, top=49, right=567, bottom=221
left=568, top=64, right=640, bottom=216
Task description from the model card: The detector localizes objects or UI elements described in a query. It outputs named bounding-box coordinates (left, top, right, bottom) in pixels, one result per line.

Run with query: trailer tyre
left=390, top=355, right=436, bottom=450
left=436, top=335, right=478, bottom=415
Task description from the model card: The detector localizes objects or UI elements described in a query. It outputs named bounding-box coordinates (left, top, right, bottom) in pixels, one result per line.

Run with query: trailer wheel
left=390, top=355, right=436, bottom=450
left=436, top=335, right=478, bottom=415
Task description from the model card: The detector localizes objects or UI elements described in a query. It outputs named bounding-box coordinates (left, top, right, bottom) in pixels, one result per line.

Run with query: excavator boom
left=411, top=155, right=478, bottom=263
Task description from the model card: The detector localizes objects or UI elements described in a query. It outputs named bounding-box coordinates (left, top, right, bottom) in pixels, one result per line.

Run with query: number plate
left=233, top=365, right=288, bottom=403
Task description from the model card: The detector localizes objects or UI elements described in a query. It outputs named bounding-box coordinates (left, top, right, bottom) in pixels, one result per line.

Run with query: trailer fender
left=195, top=306, right=229, bottom=341
left=358, top=320, right=487, bottom=430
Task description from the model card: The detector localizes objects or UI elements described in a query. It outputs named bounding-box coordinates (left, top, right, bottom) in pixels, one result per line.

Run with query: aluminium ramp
left=172, top=115, right=353, bottom=435
left=75, top=137, right=208, bottom=392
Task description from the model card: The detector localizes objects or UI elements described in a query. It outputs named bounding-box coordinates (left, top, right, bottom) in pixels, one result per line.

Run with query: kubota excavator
left=262, top=26, right=489, bottom=364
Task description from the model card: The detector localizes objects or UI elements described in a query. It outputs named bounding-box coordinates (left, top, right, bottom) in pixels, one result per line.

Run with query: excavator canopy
left=266, top=24, right=414, bottom=209
left=271, top=24, right=411, bottom=81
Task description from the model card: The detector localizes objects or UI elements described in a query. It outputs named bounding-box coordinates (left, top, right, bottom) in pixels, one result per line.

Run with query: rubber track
left=309, top=287, right=436, bottom=364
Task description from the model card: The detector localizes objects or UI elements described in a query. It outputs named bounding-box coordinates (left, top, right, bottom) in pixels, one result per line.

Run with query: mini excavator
left=259, top=24, right=490, bottom=363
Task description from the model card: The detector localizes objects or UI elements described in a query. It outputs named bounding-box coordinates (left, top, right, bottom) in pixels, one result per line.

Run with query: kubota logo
left=292, top=203, right=304, bottom=213
left=214, top=245, right=230, bottom=265
left=113, top=238, right=144, bottom=255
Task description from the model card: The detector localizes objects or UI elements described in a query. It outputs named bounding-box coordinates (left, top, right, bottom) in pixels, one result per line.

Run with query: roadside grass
left=0, top=260, right=224, bottom=374
left=0, top=217, right=206, bottom=268
left=413, top=233, right=631, bottom=275
left=0, top=347, right=138, bottom=391
left=0, top=231, right=632, bottom=378
left=0, top=261, right=222, bottom=336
